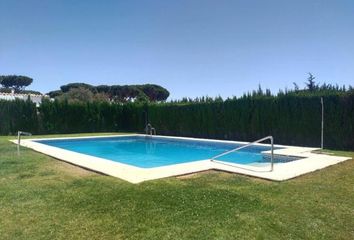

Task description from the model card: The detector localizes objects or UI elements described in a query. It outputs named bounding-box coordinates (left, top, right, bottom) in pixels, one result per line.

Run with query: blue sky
left=1, top=0, right=353, bottom=99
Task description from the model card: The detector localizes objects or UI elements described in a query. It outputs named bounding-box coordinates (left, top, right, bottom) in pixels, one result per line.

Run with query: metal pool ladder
left=211, top=136, right=274, bottom=171
left=17, top=131, right=32, bottom=155
left=145, top=123, right=156, bottom=136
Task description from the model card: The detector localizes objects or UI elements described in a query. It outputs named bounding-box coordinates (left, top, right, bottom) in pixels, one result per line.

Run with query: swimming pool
left=36, top=135, right=283, bottom=168
left=14, top=134, right=350, bottom=183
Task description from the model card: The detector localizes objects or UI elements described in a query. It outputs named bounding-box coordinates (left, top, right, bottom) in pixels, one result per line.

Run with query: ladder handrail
left=211, top=136, right=274, bottom=171
left=150, top=127, right=156, bottom=135
left=17, top=131, right=32, bottom=155
left=145, top=123, right=156, bottom=136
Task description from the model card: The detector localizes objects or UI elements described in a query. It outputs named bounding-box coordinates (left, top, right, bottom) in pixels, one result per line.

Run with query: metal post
left=143, top=111, right=148, bottom=128
left=321, top=97, right=324, bottom=149
left=17, top=131, right=32, bottom=155
left=270, top=136, right=274, bottom=171
left=17, top=131, right=21, bottom=155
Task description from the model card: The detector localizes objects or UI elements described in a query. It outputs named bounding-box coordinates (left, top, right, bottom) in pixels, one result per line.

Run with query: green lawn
left=1, top=133, right=353, bottom=240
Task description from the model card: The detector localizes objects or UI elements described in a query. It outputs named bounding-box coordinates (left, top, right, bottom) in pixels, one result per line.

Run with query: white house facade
left=0, top=90, right=47, bottom=107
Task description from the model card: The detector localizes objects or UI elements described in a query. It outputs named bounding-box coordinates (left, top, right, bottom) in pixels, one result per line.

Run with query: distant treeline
left=0, top=88, right=42, bottom=95
left=0, top=75, right=33, bottom=91
left=0, top=75, right=40, bottom=94
left=1, top=82, right=353, bottom=150
left=48, top=83, right=170, bottom=102
left=0, top=75, right=171, bottom=103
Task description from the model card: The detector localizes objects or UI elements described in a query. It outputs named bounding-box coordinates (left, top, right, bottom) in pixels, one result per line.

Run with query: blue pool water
left=36, top=136, right=280, bottom=168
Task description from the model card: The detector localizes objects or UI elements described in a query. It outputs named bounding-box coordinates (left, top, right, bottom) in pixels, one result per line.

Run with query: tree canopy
left=57, top=87, right=100, bottom=104
left=49, top=83, right=170, bottom=102
left=60, top=83, right=94, bottom=92
left=0, top=75, right=33, bottom=91
left=305, top=73, right=318, bottom=91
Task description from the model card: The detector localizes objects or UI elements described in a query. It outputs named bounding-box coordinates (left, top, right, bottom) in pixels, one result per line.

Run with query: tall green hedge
left=38, top=100, right=145, bottom=134
left=148, top=94, right=354, bottom=150
left=0, top=93, right=353, bottom=150
left=0, top=99, right=39, bottom=135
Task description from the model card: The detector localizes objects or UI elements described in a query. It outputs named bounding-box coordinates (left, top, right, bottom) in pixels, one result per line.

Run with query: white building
left=0, top=90, right=48, bottom=107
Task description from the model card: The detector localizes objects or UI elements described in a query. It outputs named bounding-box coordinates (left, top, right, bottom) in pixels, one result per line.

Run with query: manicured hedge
left=38, top=100, right=145, bottom=134
left=148, top=94, right=354, bottom=150
left=0, top=99, right=39, bottom=135
left=0, top=93, right=353, bottom=150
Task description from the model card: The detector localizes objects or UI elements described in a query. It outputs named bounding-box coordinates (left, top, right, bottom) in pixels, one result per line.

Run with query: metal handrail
left=211, top=136, right=274, bottom=171
left=145, top=123, right=156, bottom=136
left=17, top=131, right=32, bottom=155
left=151, top=127, right=156, bottom=135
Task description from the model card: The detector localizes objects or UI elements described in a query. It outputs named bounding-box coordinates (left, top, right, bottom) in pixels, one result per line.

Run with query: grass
left=1, top=133, right=353, bottom=240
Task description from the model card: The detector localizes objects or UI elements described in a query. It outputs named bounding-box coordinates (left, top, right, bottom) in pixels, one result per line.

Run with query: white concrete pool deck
left=11, top=134, right=351, bottom=183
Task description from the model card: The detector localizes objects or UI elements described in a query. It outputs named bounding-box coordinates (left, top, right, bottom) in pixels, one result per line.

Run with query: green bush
left=147, top=93, right=354, bottom=150
left=0, top=99, right=38, bottom=135
left=0, top=92, right=353, bottom=150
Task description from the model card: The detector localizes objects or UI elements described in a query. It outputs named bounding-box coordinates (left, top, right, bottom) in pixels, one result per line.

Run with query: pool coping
left=10, top=134, right=351, bottom=183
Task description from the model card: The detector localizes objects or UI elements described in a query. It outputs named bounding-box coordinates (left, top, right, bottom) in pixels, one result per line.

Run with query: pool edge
left=10, top=135, right=352, bottom=183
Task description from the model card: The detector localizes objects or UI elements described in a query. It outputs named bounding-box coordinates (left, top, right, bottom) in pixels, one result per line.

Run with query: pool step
left=261, top=154, right=304, bottom=163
